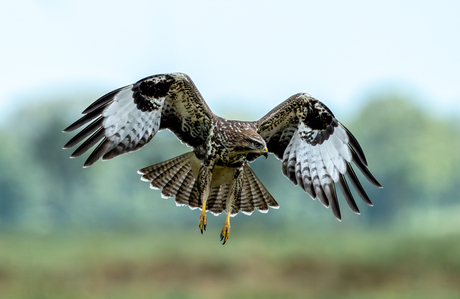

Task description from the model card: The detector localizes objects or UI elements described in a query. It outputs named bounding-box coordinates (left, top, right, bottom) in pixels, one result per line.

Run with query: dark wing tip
left=350, top=146, right=383, bottom=188
left=346, top=163, right=374, bottom=206
left=339, top=122, right=368, bottom=166
left=63, top=107, right=107, bottom=134
left=82, top=87, right=125, bottom=114
left=323, top=183, right=342, bottom=220
left=338, top=174, right=361, bottom=215
left=63, top=119, right=84, bottom=133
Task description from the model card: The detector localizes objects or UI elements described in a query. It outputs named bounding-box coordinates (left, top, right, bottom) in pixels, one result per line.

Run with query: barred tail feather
left=240, top=165, right=279, bottom=214
left=175, top=171, right=197, bottom=208
left=207, top=183, right=230, bottom=216
left=138, top=153, right=279, bottom=216
left=138, top=152, right=198, bottom=208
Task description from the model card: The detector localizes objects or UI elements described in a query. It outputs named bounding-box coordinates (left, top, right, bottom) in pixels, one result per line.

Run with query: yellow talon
left=199, top=201, right=207, bottom=234
left=220, top=213, right=231, bottom=245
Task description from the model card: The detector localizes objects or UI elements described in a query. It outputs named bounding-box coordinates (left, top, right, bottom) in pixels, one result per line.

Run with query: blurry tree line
left=0, top=92, right=459, bottom=232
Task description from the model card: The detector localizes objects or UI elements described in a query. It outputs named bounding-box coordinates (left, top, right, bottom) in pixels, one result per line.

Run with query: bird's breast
left=210, top=166, right=234, bottom=188
left=188, top=151, right=238, bottom=188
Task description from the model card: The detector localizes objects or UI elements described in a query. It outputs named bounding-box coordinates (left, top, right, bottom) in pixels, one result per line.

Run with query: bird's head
left=218, top=119, right=269, bottom=160
left=245, top=135, right=268, bottom=158
left=234, top=130, right=268, bottom=159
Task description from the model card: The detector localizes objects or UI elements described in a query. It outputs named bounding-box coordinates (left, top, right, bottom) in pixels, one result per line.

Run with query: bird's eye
left=251, top=140, right=262, bottom=148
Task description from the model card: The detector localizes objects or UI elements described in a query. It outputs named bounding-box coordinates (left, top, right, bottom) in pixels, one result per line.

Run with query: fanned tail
left=139, top=154, right=279, bottom=216
left=138, top=152, right=200, bottom=209
left=206, top=163, right=279, bottom=216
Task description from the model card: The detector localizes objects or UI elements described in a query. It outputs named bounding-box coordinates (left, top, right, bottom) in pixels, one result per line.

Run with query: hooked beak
left=263, top=147, right=268, bottom=159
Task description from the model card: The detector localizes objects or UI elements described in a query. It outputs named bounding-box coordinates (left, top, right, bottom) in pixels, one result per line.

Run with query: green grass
left=0, top=228, right=459, bottom=299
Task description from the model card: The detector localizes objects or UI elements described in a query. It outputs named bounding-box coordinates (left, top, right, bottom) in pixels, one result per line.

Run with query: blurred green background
left=2, top=1, right=460, bottom=299
left=1, top=91, right=459, bottom=299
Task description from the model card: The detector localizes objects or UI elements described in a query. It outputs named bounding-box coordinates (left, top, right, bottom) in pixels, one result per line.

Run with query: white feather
left=209, top=211, right=221, bottom=216
left=300, top=148, right=312, bottom=190
left=319, top=143, right=335, bottom=181
left=334, top=125, right=349, bottom=143
left=241, top=210, right=254, bottom=216
left=332, top=128, right=352, bottom=162
left=328, top=134, right=348, bottom=172
left=322, top=140, right=340, bottom=181
left=102, top=87, right=163, bottom=145
left=307, top=145, right=319, bottom=186
left=315, top=147, right=331, bottom=186
left=101, top=91, right=163, bottom=153
left=295, top=146, right=306, bottom=187
left=102, top=87, right=135, bottom=122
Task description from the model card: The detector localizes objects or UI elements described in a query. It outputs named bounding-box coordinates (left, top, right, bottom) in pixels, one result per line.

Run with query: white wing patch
left=64, top=72, right=214, bottom=167
left=100, top=86, right=163, bottom=157
left=257, top=93, right=382, bottom=220
left=282, top=122, right=352, bottom=204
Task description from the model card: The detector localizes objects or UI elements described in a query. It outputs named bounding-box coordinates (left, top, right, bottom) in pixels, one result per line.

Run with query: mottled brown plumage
left=63, top=72, right=382, bottom=244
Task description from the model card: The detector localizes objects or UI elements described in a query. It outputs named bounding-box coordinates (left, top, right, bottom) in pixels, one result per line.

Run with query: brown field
left=0, top=227, right=459, bottom=299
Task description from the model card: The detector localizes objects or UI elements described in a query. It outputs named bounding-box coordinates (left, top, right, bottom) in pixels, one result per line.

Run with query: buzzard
left=63, top=73, right=382, bottom=244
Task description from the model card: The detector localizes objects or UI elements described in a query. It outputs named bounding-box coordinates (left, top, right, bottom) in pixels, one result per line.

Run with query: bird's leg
left=199, top=201, right=207, bottom=233
left=220, top=166, right=244, bottom=245
left=197, top=158, right=214, bottom=234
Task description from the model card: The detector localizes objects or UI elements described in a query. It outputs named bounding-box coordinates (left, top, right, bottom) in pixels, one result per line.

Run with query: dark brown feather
left=63, top=117, right=103, bottom=149
left=338, top=174, right=360, bottom=214
left=345, top=163, right=373, bottom=206
left=82, top=87, right=124, bottom=114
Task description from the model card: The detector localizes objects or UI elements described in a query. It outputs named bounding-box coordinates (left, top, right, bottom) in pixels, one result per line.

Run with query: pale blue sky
left=1, top=0, right=459, bottom=119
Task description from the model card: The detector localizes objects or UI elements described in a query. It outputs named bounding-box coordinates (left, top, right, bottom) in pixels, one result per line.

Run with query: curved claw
left=220, top=224, right=230, bottom=245
left=198, top=217, right=206, bottom=234
left=199, top=211, right=207, bottom=234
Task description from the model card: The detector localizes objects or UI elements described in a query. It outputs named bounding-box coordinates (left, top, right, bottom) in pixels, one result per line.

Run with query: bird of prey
left=63, top=72, right=382, bottom=244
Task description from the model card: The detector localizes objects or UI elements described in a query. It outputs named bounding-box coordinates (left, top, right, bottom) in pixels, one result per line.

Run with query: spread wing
left=257, top=93, right=382, bottom=220
left=63, top=73, right=214, bottom=167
